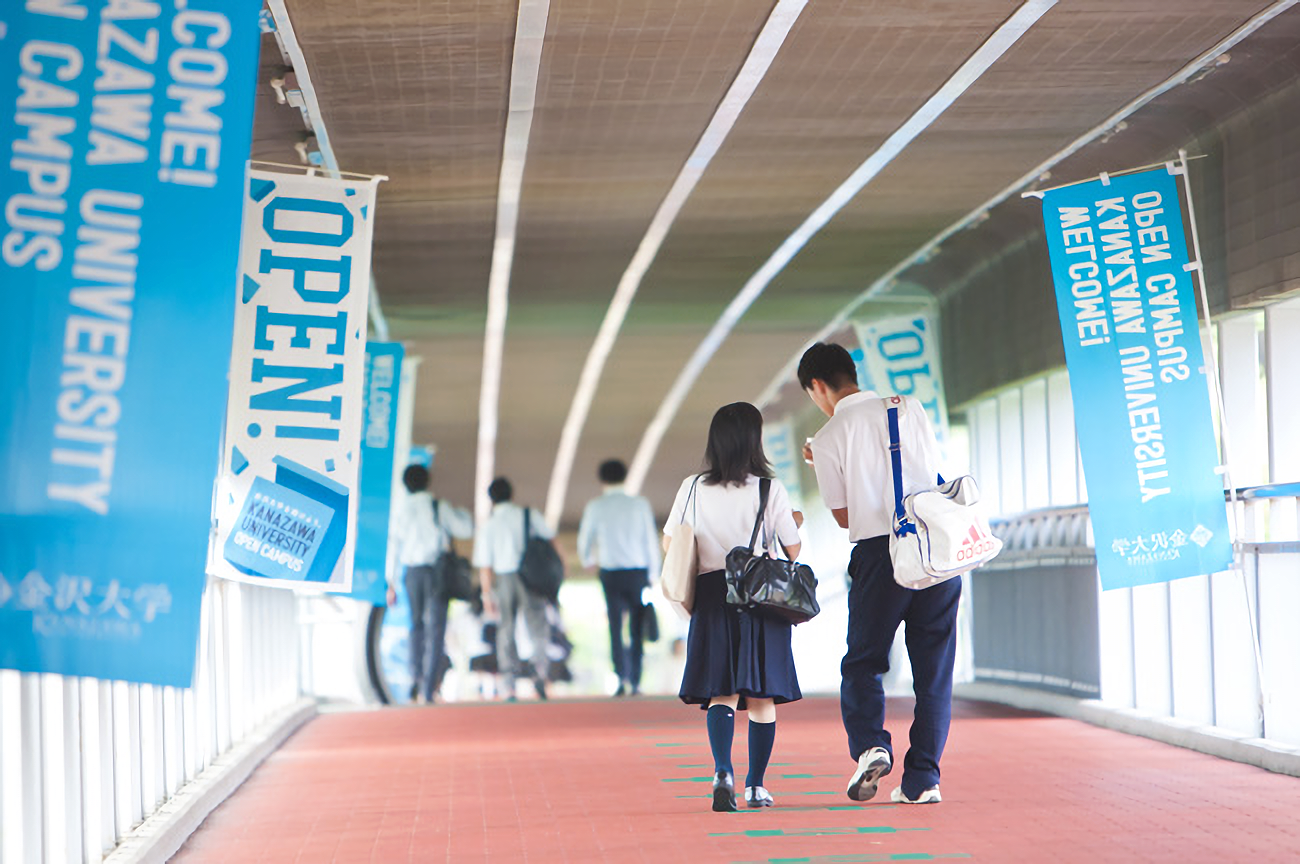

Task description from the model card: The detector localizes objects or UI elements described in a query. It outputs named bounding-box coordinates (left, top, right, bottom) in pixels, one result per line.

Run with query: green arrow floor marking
left=729, top=855, right=970, bottom=863
left=709, top=826, right=929, bottom=838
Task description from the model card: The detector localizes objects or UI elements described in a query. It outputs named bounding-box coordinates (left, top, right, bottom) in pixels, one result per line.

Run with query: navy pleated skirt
left=679, top=570, right=802, bottom=710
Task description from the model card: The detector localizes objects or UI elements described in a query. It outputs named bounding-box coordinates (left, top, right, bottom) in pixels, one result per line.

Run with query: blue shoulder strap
left=886, top=405, right=906, bottom=525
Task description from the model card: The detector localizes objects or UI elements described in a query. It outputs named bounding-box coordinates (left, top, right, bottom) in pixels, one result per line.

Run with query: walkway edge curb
left=104, top=697, right=318, bottom=864
left=956, top=682, right=1300, bottom=778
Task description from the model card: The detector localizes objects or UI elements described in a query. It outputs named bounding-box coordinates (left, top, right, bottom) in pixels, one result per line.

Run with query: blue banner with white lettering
left=1040, top=167, right=1232, bottom=590
left=350, top=342, right=404, bottom=606
left=0, top=2, right=261, bottom=685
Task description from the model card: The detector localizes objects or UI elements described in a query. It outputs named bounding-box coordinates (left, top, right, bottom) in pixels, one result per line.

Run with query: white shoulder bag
left=885, top=397, right=1002, bottom=589
left=661, top=475, right=701, bottom=617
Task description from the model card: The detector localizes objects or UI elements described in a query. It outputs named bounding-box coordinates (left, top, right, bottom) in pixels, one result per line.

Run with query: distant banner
left=0, top=3, right=260, bottom=686
left=1039, top=167, right=1232, bottom=590
left=762, top=419, right=804, bottom=508
left=350, top=342, right=405, bottom=606
left=854, top=315, right=949, bottom=443
left=210, top=170, right=381, bottom=592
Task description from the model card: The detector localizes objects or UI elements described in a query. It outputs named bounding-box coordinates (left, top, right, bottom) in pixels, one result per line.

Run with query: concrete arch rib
left=624, top=0, right=1060, bottom=494
left=474, top=0, right=553, bottom=525
left=541, top=0, right=810, bottom=528
left=754, top=0, right=1300, bottom=413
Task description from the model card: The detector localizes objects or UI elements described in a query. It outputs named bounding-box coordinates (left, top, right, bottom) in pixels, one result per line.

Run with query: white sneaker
left=846, top=747, right=892, bottom=801
left=891, top=785, right=941, bottom=804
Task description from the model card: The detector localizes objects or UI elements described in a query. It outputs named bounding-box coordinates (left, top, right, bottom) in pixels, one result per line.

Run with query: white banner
left=854, top=314, right=949, bottom=444
left=762, top=418, right=804, bottom=509
left=209, top=169, right=381, bottom=592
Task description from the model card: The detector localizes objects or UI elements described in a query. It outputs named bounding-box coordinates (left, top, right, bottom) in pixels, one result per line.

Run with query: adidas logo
left=957, top=523, right=996, bottom=561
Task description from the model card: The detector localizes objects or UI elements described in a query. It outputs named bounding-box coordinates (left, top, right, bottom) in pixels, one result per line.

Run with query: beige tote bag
left=661, top=475, right=701, bottom=617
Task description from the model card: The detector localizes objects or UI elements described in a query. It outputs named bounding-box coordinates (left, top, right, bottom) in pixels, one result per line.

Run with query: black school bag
left=432, top=499, right=476, bottom=601
left=518, top=507, right=564, bottom=600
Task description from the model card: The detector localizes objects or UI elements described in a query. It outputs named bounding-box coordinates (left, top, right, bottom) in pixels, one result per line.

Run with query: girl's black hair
left=702, top=402, right=772, bottom=486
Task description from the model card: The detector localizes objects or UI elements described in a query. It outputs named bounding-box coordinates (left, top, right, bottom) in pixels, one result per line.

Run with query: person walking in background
left=393, top=464, right=474, bottom=704
left=663, top=402, right=804, bottom=812
left=473, top=477, right=556, bottom=701
left=798, top=341, right=957, bottom=806
left=578, top=458, right=661, bottom=697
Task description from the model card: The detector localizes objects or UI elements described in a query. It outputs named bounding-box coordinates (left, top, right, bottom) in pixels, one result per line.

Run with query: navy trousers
left=842, top=536, right=962, bottom=799
left=599, top=568, right=648, bottom=689
left=405, top=564, right=450, bottom=701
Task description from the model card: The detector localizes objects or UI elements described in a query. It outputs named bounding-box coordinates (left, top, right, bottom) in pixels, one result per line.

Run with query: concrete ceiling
left=249, top=0, right=1294, bottom=525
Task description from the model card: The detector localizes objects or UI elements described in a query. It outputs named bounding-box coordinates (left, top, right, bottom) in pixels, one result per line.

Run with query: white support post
left=1176, top=150, right=1266, bottom=729
left=1265, top=298, right=1300, bottom=540
left=20, top=675, right=43, bottom=864
left=1, top=670, right=26, bottom=864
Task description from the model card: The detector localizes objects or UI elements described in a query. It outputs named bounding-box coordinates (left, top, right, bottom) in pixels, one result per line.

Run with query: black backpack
left=518, top=507, right=564, bottom=600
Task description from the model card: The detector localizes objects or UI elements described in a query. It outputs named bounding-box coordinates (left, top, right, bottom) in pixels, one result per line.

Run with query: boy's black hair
left=797, top=341, right=857, bottom=392
left=487, top=477, right=513, bottom=504
left=598, top=459, right=628, bottom=485
left=402, top=464, right=430, bottom=494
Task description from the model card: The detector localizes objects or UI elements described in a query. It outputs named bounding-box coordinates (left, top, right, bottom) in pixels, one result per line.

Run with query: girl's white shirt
left=663, top=474, right=800, bottom=573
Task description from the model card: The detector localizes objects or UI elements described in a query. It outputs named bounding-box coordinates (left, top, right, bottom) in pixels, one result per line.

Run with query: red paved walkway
left=173, top=696, right=1300, bottom=862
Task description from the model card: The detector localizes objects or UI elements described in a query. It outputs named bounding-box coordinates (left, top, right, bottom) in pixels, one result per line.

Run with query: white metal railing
left=0, top=578, right=300, bottom=864
left=980, top=488, right=1300, bottom=748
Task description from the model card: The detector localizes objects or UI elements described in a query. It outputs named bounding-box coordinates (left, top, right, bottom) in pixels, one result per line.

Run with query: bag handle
left=679, top=474, right=702, bottom=525
left=519, top=506, right=532, bottom=572
left=747, top=478, right=772, bottom=556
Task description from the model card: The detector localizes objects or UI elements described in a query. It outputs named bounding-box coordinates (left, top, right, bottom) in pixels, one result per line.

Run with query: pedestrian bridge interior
left=5, top=1, right=1300, bottom=862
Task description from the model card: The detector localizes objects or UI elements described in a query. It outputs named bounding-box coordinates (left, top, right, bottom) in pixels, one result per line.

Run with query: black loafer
left=712, top=771, right=737, bottom=812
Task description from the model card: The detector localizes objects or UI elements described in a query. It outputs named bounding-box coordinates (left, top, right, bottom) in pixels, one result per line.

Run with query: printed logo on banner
left=210, top=171, right=381, bottom=592
left=1038, top=167, right=1232, bottom=590
left=0, top=4, right=260, bottom=686
left=854, top=315, right=950, bottom=444
left=350, top=342, right=405, bottom=606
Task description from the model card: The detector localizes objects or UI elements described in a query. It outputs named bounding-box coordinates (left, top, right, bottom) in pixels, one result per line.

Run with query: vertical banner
left=1039, top=167, right=1232, bottom=590
left=210, top=170, right=381, bottom=592
left=0, top=3, right=260, bottom=686
left=854, top=315, right=950, bottom=444
left=349, top=342, right=405, bottom=606
left=762, top=418, right=804, bottom=508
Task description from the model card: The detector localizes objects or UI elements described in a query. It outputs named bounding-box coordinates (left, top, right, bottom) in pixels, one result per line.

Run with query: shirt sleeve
left=577, top=502, right=597, bottom=568
left=663, top=476, right=691, bottom=536
left=471, top=522, right=490, bottom=569
left=529, top=508, right=555, bottom=540
left=811, top=428, right=848, bottom=510
left=446, top=503, right=475, bottom=540
left=766, top=479, right=801, bottom=551
left=391, top=496, right=410, bottom=544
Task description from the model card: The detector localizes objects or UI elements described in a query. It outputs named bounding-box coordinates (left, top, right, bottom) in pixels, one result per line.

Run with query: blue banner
left=0, top=3, right=261, bottom=685
left=350, top=342, right=404, bottom=605
left=1040, top=167, right=1233, bottom=590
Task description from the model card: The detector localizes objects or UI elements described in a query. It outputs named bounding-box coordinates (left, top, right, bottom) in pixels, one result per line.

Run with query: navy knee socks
left=746, top=720, right=776, bottom=788
left=706, top=705, right=735, bottom=774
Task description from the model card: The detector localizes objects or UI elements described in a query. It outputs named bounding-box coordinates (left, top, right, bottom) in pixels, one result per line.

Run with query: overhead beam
left=625, top=0, right=1060, bottom=493
left=474, top=0, right=552, bottom=524
left=542, top=0, right=809, bottom=527
left=755, top=0, right=1300, bottom=411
